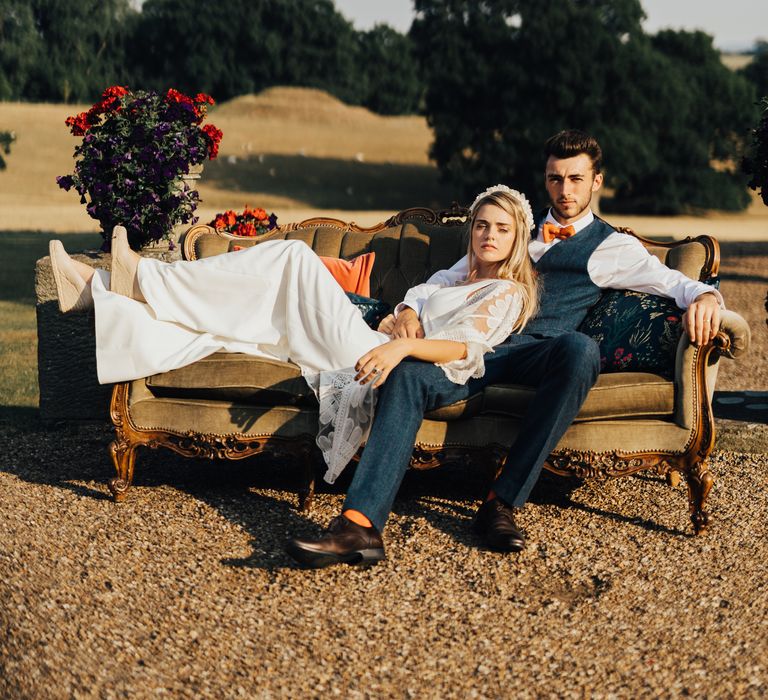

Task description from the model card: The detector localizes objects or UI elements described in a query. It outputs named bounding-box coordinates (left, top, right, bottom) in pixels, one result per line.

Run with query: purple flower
left=56, top=175, right=74, bottom=191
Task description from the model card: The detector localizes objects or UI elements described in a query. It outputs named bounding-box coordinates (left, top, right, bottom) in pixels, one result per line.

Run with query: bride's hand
left=354, top=339, right=411, bottom=388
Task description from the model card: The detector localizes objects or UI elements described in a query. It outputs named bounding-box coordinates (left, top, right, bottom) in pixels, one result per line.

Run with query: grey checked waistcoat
left=523, top=216, right=616, bottom=337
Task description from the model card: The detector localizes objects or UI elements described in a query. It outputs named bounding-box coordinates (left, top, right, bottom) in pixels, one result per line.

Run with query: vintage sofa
left=105, top=205, right=750, bottom=534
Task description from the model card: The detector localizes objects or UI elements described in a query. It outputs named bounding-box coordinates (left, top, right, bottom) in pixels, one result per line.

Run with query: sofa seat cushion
left=145, top=352, right=317, bottom=406
left=483, top=372, right=674, bottom=422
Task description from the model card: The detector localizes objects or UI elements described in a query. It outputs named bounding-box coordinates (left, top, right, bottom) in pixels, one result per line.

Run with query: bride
left=49, top=185, right=539, bottom=485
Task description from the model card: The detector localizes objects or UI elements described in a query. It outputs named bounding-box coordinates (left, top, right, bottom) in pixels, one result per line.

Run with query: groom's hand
left=683, top=292, right=721, bottom=347
left=391, top=307, right=425, bottom=339
left=377, top=314, right=396, bottom=334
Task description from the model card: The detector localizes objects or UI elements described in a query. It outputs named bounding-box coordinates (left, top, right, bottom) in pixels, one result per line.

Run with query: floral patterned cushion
left=346, top=293, right=391, bottom=330
left=578, top=291, right=684, bottom=378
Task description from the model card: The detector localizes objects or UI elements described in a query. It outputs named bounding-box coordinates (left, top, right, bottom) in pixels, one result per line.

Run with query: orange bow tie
left=542, top=222, right=576, bottom=244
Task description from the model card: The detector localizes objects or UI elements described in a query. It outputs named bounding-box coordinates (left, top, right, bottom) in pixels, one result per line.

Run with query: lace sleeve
left=427, top=281, right=523, bottom=384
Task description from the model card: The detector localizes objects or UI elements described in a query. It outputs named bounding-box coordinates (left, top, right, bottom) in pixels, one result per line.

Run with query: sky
left=332, top=0, right=768, bottom=52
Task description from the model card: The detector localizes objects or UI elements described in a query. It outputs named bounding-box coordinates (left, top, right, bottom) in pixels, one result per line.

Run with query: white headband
left=469, top=184, right=535, bottom=231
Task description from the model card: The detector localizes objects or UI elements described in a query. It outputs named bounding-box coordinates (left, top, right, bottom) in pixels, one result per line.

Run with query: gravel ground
left=1, top=243, right=766, bottom=699
left=1, top=421, right=767, bottom=699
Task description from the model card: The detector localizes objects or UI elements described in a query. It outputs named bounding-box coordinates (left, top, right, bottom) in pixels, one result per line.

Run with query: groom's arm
left=589, top=234, right=724, bottom=346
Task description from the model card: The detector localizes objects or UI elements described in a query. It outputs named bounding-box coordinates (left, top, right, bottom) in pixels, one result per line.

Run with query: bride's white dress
left=92, top=240, right=522, bottom=482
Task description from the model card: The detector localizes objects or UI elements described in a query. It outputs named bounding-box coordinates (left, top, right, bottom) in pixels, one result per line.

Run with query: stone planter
left=35, top=250, right=111, bottom=425
left=35, top=236, right=193, bottom=424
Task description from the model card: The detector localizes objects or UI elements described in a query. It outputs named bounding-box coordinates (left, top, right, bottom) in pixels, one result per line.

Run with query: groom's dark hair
left=544, top=130, right=603, bottom=174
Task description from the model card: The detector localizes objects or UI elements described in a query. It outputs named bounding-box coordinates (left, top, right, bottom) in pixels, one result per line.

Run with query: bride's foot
left=49, top=240, right=94, bottom=313
left=110, top=225, right=145, bottom=302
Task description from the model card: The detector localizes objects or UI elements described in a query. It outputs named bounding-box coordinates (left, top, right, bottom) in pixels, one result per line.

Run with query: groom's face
left=545, top=153, right=603, bottom=225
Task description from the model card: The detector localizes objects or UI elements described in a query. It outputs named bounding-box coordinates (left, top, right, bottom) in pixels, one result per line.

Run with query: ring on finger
left=371, top=367, right=382, bottom=374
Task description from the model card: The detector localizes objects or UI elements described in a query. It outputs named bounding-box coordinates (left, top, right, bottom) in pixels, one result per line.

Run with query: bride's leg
left=137, top=239, right=384, bottom=369
left=109, top=225, right=145, bottom=302
left=49, top=240, right=94, bottom=313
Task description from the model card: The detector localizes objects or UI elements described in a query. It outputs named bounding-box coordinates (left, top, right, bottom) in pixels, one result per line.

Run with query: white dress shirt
left=397, top=209, right=723, bottom=317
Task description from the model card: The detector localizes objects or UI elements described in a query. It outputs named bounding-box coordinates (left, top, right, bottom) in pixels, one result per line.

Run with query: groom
left=287, top=129, right=722, bottom=568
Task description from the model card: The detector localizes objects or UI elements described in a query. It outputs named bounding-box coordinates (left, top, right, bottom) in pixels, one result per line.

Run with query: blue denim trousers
left=343, top=331, right=601, bottom=532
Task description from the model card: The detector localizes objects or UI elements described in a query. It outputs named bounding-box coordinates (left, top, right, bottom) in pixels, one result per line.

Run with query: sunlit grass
left=0, top=301, right=37, bottom=407
left=0, top=231, right=102, bottom=414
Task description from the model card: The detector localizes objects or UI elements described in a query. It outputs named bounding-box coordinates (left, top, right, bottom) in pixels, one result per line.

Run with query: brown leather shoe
left=286, top=515, right=385, bottom=569
left=473, top=498, right=526, bottom=552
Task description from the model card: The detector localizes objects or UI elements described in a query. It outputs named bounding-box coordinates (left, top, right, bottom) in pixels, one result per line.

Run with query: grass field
left=0, top=232, right=101, bottom=417
left=0, top=87, right=765, bottom=412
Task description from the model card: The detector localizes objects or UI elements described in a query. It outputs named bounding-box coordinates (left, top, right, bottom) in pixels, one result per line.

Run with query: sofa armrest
left=713, top=309, right=751, bottom=360
left=673, top=309, right=750, bottom=430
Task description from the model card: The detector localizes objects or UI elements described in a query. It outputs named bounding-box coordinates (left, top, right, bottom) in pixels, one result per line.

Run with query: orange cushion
left=319, top=253, right=375, bottom=296
left=231, top=246, right=375, bottom=296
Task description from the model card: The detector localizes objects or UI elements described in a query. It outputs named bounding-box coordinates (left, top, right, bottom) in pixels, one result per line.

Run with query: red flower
left=102, top=85, right=130, bottom=99
left=236, top=222, right=257, bottom=237
left=165, top=88, right=194, bottom=105
left=194, top=93, right=215, bottom=105
left=65, top=111, right=93, bottom=136
left=202, top=123, right=223, bottom=159
left=209, top=206, right=278, bottom=235
left=614, top=347, right=624, bottom=359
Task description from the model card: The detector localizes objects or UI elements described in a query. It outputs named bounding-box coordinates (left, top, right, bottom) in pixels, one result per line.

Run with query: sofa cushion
left=483, top=372, right=674, bottom=421
left=320, top=253, right=376, bottom=296
left=145, top=353, right=317, bottom=406
left=579, top=291, right=683, bottom=379
left=346, top=293, right=392, bottom=330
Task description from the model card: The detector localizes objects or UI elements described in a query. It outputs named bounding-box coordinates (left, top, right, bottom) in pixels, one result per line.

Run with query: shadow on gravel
left=0, top=419, right=692, bottom=571
left=0, top=406, right=39, bottom=426
left=0, top=420, right=116, bottom=500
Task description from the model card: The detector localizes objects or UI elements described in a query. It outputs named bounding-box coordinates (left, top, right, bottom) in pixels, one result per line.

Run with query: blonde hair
left=466, top=190, right=539, bottom=333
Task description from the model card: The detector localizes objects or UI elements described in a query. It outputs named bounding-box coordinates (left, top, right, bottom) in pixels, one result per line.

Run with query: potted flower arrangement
left=57, top=86, right=223, bottom=250
left=210, top=206, right=279, bottom=236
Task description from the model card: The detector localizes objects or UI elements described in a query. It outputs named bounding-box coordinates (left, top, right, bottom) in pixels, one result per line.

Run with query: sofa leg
left=297, top=444, right=315, bottom=512
left=666, top=470, right=681, bottom=488
left=685, top=460, right=714, bottom=535
left=108, top=438, right=137, bottom=502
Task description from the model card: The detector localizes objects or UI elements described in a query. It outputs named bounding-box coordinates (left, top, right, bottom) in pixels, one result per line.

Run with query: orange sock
left=343, top=509, right=373, bottom=528
left=486, top=490, right=497, bottom=503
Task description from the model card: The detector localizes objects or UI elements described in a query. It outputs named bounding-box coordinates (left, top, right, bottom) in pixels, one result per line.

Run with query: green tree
left=356, top=24, right=422, bottom=115
left=608, top=29, right=755, bottom=213
left=130, top=0, right=366, bottom=105
left=740, top=43, right=768, bottom=103
left=128, top=0, right=269, bottom=100
left=743, top=97, right=768, bottom=205
left=260, top=0, right=364, bottom=105
left=27, top=0, right=134, bottom=102
left=411, top=0, right=755, bottom=213
left=0, top=1, right=42, bottom=99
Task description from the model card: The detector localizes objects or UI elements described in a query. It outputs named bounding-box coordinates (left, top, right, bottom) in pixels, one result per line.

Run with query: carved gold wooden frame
left=108, top=382, right=319, bottom=510
left=110, top=208, right=724, bottom=535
